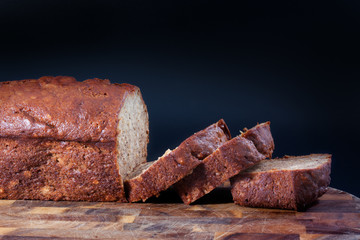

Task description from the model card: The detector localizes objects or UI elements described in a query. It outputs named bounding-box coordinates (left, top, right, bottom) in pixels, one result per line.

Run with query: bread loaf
left=125, top=119, right=231, bottom=202
left=0, top=76, right=149, bottom=202
left=175, top=122, right=274, bottom=204
left=230, top=154, right=331, bottom=210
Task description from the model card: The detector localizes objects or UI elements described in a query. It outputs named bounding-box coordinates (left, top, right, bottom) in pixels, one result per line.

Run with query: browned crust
left=124, top=119, right=231, bottom=202
left=230, top=154, right=332, bottom=211
left=175, top=136, right=265, bottom=204
left=241, top=121, right=274, bottom=159
left=0, top=76, right=140, bottom=142
left=0, top=138, right=126, bottom=202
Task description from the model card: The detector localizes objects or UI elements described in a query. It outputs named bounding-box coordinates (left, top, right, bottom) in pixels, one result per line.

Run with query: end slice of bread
left=175, top=122, right=274, bottom=204
left=124, top=119, right=231, bottom=202
left=230, top=154, right=332, bottom=211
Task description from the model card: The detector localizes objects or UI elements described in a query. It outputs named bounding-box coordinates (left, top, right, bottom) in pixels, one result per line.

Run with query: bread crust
left=175, top=122, right=274, bottom=205
left=241, top=121, right=274, bottom=159
left=0, top=76, right=148, bottom=202
left=230, top=154, right=332, bottom=211
left=125, top=119, right=231, bottom=202
left=0, top=76, right=140, bottom=142
left=0, top=138, right=126, bottom=201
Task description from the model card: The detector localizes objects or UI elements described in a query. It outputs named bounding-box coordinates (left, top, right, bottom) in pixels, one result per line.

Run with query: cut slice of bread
left=175, top=122, right=274, bottom=204
left=230, top=154, right=332, bottom=211
left=124, top=119, right=231, bottom=202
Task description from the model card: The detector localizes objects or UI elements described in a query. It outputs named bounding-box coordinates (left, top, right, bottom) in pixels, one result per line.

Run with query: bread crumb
left=41, top=186, right=51, bottom=195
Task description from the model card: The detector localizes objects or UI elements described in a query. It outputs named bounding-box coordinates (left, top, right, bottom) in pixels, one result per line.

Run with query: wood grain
left=0, top=187, right=358, bottom=240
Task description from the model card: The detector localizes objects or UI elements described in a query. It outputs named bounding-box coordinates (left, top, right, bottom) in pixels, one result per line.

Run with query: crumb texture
left=117, top=89, right=149, bottom=180
left=244, top=154, right=331, bottom=172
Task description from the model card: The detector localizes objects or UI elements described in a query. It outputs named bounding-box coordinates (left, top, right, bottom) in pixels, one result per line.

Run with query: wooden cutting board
left=0, top=187, right=359, bottom=240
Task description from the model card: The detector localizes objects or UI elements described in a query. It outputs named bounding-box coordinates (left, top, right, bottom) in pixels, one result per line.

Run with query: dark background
left=0, top=1, right=359, bottom=196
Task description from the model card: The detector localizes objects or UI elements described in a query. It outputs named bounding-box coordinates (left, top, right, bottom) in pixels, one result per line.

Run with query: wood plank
left=0, top=187, right=357, bottom=239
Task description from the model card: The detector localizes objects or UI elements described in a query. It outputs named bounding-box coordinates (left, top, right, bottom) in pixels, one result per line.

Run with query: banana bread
left=230, top=154, right=332, bottom=211
left=0, top=76, right=149, bottom=202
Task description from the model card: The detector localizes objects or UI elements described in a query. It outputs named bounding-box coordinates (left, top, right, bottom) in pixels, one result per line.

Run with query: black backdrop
left=0, top=0, right=359, bottom=197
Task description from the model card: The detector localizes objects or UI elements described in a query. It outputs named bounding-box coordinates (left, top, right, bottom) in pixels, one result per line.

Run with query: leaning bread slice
left=175, top=122, right=274, bottom=204
left=124, top=119, right=231, bottom=202
left=230, top=154, right=331, bottom=211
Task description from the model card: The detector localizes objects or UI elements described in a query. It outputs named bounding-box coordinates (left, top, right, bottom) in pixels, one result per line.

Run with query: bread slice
left=124, top=119, right=231, bottom=202
left=0, top=76, right=149, bottom=202
left=230, top=154, right=332, bottom=211
left=175, top=122, right=274, bottom=204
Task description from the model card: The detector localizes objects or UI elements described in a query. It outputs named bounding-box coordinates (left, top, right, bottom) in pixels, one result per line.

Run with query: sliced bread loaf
left=230, top=154, right=332, bottom=211
left=124, top=119, right=231, bottom=202
left=175, top=122, right=274, bottom=204
left=0, top=76, right=149, bottom=202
